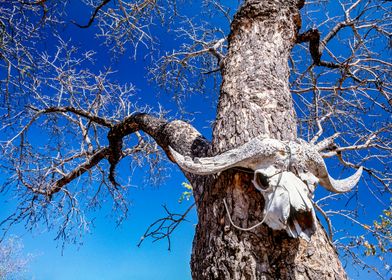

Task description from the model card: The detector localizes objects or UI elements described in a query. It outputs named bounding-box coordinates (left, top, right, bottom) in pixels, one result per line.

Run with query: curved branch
left=296, top=29, right=340, bottom=69
left=106, top=113, right=210, bottom=184
left=15, top=110, right=210, bottom=197
left=27, top=106, right=114, bottom=127
left=19, top=0, right=47, bottom=5
left=72, top=0, right=112, bottom=29
left=47, top=147, right=110, bottom=196
left=137, top=203, right=196, bottom=250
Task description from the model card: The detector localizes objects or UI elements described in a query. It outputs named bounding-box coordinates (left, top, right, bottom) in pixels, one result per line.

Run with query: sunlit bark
left=190, top=1, right=347, bottom=278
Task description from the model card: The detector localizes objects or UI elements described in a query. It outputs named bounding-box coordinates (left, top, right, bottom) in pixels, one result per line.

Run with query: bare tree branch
left=137, top=203, right=195, bottom=251
left=72, top=0, right=112, bottom=29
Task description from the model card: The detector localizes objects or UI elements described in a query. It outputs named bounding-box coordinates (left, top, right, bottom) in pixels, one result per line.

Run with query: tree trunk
left=190, top=1, right=347, bottom=279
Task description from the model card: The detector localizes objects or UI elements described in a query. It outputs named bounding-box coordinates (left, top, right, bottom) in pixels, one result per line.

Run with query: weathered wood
left=189, top=1, right=348, bottom=279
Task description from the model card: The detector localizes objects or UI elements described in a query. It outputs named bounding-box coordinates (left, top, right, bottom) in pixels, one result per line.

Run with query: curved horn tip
left=322, top=166, right=363, bottom=193
left=168, top=146, right=195, bottom=169
left=169, top=146, right=185, bottom=162
left=168, top=146, right=226, bottom=175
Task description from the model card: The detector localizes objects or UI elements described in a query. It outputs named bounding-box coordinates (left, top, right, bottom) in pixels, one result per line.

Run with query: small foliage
left=362, top=205, right=392, bottom=256
left=178, top=182, right=193, bottom=204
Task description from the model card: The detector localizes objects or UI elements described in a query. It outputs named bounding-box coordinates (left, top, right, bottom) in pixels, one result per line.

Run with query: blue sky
left=0, top=2, right=214, bottom=279
left=0, top=1, right=391, bottom=279
left=2, top=170, right=197, bottom=280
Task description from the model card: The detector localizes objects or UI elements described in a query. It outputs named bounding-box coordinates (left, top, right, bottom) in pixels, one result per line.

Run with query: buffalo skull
left=169, top=137, right=362, bottom=241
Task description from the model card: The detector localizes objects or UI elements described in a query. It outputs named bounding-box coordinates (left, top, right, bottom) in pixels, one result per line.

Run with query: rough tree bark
left=188, top=1, right=348, bottom=279
left=2, top=0, right=391, bottom=278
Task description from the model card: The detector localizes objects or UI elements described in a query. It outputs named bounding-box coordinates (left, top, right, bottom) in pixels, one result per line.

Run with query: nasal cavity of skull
left=254, top=172, right=270, bottom=190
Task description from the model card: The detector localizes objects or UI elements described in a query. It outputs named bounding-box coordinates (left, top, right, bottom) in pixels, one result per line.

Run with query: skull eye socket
left=254, top=172, right=270, bottom=190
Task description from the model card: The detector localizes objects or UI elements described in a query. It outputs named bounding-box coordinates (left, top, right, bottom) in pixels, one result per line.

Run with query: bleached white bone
left=253, top=167, right=317, bottom=241
left=169, top=137, right=362, bottom=193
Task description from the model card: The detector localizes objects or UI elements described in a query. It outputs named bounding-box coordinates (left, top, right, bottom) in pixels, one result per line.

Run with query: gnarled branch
left=72, top=0, right=112, bottom=29
left=10, top=107, right=210, bottom=198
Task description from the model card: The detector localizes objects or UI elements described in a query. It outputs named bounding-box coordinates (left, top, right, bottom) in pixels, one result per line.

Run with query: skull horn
left=318, top=166, right=363, bottom=193
left=169, top=137, right=362, bottom=193
left=169, top=138, right=287, bottom=175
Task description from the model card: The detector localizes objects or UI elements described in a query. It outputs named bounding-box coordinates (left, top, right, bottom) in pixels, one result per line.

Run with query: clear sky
left=2, top=170, right=197, bottom=280
left=0, top=1, right=390, bottom=280
left=1, top=2, right=214, bottom=279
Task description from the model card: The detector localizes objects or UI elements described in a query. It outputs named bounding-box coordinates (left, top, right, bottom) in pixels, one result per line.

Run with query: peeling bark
left=189, top=1, right=348, bottom=279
